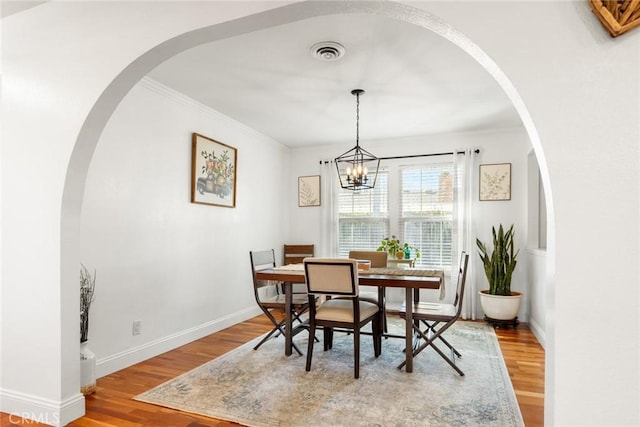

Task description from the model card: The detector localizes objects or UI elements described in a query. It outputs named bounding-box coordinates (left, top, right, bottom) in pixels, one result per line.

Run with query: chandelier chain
left=355, top=91, right=360, bottom=147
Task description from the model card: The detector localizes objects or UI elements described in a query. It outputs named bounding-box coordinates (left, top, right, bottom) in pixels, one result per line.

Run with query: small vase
left=396, top=251, right=405, bottom=260
left=80, top=341, right=97, bottom=395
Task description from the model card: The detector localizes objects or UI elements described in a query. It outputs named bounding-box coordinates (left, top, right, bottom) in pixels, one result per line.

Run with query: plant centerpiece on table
left=476, top=224, right=522, bottom=325
left=377, top=236, right=421, bottom=260
left=80, top=264, right=97, bottom=395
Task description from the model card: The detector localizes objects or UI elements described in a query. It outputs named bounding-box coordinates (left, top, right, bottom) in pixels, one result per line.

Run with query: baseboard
left=96, top=307, right=262, bottom=377
left=528, top=317, right=546, bottom=349
left=0, top=389, right=85, bottom=427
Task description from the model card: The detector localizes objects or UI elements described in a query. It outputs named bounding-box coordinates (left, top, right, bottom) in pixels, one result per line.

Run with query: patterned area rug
left=134, top=320, right=523, bottom=427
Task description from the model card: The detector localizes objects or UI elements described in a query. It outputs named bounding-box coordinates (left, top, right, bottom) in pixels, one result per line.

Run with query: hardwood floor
left=2, top=315, right=544, bottom=426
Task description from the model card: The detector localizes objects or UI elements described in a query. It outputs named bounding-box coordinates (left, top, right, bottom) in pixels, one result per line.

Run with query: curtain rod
left=319, top=149, right=480, bottom=164
left=379, top=149, right=480, bottom=160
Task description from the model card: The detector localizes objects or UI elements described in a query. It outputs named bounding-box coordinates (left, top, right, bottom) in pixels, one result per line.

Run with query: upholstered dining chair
left=398, top=251, right=469, bottom=375
left=347, top=250, right=388, bottom=268
left=249, top=249, right=311, bottom=355
left=348, top=250, right=389, bottom=331
left=303, top=258, right=382, bottom=379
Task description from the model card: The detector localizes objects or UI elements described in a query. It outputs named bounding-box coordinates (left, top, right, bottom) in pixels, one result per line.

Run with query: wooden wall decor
left=590, top=0, right=640, bottom=37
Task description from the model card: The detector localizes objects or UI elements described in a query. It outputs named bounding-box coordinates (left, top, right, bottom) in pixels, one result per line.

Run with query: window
left=400, top=163, right=454, bottom=269
left=336, top=161, right=455, bottom=270
left=337, top=170, right=389, bottom=257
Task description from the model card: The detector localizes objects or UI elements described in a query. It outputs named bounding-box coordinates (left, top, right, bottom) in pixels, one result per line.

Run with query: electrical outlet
left=132, top=320, right=142, bottom=335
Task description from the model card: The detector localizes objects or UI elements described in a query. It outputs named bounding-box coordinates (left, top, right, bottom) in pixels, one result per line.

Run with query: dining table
left=255, top=265, right=444, bottom=373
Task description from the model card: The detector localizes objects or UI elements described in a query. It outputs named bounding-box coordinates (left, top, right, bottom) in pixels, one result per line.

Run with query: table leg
left=284, top=281, right=292, bottom=356
left=405, top=287, right=413, bottom=372
left=378, top=286, right=385, bottom=333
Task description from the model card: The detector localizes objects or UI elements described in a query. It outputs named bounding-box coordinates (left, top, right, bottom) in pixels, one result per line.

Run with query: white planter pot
left=80, top=341, right=97, bottom=395
left=479, top=290, right=522, bottom=320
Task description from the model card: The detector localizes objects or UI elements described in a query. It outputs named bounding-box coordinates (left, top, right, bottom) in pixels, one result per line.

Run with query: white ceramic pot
left=80, top=341, right=97, bottom=395
left=479, top=290, right=522, bottom=320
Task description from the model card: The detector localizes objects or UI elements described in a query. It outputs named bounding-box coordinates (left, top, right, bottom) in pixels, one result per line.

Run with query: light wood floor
left=2, top=314, right=544, bottom=426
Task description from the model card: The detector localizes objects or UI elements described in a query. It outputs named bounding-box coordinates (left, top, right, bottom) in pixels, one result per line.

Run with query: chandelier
left=334, top=89, right=380, bottom=191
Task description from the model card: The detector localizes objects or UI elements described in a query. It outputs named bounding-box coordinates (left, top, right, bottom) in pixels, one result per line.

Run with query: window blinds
left=400, top=163, right=454, bottom=269
left=337, top=170, right=389, bottom=257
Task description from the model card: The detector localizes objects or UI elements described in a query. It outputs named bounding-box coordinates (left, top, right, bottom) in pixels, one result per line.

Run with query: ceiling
left=5, top=4, right=522, bottom=148
left=148, top=13, right=522, bottom=149
left=1, top=3, right=521, bottom=149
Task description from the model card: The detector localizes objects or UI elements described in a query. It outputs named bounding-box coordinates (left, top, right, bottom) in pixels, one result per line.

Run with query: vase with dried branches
left=80, top=264, right=97, bottom=395
left=80, top=265, right=96, bottom=343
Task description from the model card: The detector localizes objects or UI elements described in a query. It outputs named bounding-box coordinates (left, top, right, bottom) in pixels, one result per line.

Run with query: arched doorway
left=62, top=1, right=554, bottom=423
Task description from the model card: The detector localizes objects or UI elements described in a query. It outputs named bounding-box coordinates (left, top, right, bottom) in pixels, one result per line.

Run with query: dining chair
left=282, top=244, right=315, bottom=296
left=249, top=249, right=311, bottom=355
left=348, top=250, right=388, bottom=331
left=397, top=251, right=469, bottom=375
left=283, top=244, right=315, bottom=265
left=303, top=258, right=382, bottom=379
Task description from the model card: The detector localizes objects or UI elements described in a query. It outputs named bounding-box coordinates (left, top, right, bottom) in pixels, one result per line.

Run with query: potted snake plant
left=476, top=223, right=522, bottom=322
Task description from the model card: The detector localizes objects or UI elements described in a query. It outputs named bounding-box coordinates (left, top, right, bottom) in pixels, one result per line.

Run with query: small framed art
left=298, top=175, right=321, bottom=207
left=479, top=163, right=511, bottom=201
left=191, top=133, right=237, bottom=207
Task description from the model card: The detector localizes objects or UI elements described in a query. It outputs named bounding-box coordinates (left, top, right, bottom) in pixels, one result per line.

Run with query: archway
left=61, top=0, right=554, bottom=422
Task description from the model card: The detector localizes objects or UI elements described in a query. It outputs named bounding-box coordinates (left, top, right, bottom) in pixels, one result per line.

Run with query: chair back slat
left=250, top=249, right=278, bottom=291
left=304, top=258, right=358, bottom=296
left=284, top=244, right=314, bottom=265
left=348, top=250, right=388, bottom=268
left=251, top=249, right=276, bottom=272
left=453, top=252, right=470, bottom=310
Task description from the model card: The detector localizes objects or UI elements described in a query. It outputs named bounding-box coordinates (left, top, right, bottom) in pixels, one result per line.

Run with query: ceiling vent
left=310, top=41, right=345, bottom=61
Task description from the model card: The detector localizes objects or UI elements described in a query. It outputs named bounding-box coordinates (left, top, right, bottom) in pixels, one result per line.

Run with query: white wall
left=526, top=150, right=547, bottom=347
left=1, top=2, right=638, bottom=426
left=79, top=78, right=289, bottom=375
left=288, top=127, right=533, bottom=321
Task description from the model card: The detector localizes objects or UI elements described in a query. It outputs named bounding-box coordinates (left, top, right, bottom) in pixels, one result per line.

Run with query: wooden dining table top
left=255, top=266, right=443, bottom=289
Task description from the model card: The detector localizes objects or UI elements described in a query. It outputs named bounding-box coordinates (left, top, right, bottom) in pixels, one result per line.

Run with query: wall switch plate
left=132, top=320, right=142, bottom=335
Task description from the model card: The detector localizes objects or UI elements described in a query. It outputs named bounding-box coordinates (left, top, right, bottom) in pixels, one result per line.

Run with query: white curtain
left=453, top=149, right=479, bottom=319
left=319, top=161, right=339, bottom=257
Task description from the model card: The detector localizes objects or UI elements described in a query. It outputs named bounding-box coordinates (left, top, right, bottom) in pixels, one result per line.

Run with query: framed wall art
left=298, top=175, right=321, bottom=207
left=479, top=163, right=511, bottom=201
left=191, top=133, right=237, bottom=208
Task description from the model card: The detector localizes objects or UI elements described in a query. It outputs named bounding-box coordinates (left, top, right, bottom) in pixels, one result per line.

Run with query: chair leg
left=305, top=322, right=316, bottom=372
left=421, top=320, right=461, bottom=358
left=253, top=326, right=280, bottom=350
left=323, top=327, right=334, bottom=351
left=405, top=322, right=464, bottom=376
left=372, top=314, right=382, bottom=357
left=295, top=307, right=320, bottom=343
left=383, top=311, right=388, bottom=333
left=291, top=341, right=304, bottom=356
left=255, top=308, right=304, bottom=355
left=254, top=309, right=285, bottom=350
left=354, top=328, right=360, bottom=379
left=419, top=339, right=464, bottom=376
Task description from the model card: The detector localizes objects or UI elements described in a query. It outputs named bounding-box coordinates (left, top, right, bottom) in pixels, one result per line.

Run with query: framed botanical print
left=479, top=163, right=511, bottom=201
left=298, top=175, right=321, bottom=207
left=191, top=133, right=237, bottom=207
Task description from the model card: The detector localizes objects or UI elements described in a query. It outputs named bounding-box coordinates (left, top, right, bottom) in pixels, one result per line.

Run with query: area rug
left=134, top=320, right=524, bottom=427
